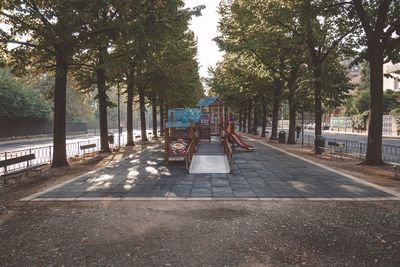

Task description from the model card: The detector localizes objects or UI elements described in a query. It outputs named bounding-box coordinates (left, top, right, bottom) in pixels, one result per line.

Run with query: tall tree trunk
left=261, top=96, right=267, bottom=137
left=270, top=79, right=282, bottom=140
left=126, top=79, right=135, bottom=146
left=139, top=85, right=148, bottom=142
left=51, top=48, right=69, bottom=168
left=238, top=112, right=243, bottom=132
left=96, top=46, right=110, bottom=152
left=242, top=108, right=247, bottom=132
left=252, top=99, right=258, bottom=135
left=313, top=65, right=322, bottom=153
left=287, top=81, right=297, bottom=144
left=365, top=49, right=384, bottom=165
left=160, top=102, right=165, bottom=136
left=152, top=93, right=158, bottom=139
left=247, top=102, right=252, bottom=134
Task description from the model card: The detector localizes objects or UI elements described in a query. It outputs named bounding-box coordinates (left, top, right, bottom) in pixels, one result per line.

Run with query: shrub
left=0, top=68, right=51, bottom=122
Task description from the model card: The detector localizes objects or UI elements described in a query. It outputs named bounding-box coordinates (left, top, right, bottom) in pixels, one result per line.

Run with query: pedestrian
left=296, top=125, right=301, bottom=138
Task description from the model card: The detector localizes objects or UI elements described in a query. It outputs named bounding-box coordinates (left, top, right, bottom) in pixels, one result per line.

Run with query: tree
left=0, top=1, right=100, bottom=167
left=284, top=0, right=356, bottom=152
left=350, top=0, right=400, bottom=165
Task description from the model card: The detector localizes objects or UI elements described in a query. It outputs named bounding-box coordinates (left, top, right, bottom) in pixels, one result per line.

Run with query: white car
left=306, top=123, right=315, bottom=129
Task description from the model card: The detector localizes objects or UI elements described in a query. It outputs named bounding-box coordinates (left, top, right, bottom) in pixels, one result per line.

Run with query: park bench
left=320, top=141, right=345, bottom=160
left=0, top=154, right=45, bottom=185
left=79, top=143, right=97, bottom=159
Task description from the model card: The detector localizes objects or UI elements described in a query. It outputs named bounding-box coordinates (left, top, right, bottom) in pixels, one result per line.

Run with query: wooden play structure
left=197, top=96, right=226, bottom=141
left=164, top=108, right=200, bottom=168
left=164, top=96, right=241, bottom=173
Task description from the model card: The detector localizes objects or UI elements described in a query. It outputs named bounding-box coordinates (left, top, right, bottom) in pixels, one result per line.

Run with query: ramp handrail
left=185, top=136, right=198, bottom=169
left=222, top=136, right=233, bottom=171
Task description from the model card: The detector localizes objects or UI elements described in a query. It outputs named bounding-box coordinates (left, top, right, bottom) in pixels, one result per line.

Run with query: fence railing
left=302, top=134, right=400, bottom=163
left=0, top=135, right=127, bottom=175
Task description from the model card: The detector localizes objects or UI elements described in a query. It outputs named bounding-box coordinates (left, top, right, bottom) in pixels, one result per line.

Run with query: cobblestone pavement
left=29, top=141, right=394, bottom=200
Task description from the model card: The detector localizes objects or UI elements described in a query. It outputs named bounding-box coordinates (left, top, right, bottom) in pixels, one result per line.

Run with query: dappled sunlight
left=339, top=184, right=365, bottom=193
left=147, top=160, right=158, bottom=166
left=145, top=166, right=159, bottom=174
left=287, top=181, right=313, bottom=193
left=85, top=174, right=118, bottom=191
left=123, top=184, right=133, bottom=190
left=87, top=174, right=114, bottom=183
left=160, top=170, right=171, bottom=176
left=127, top=170, right=140, bottom=177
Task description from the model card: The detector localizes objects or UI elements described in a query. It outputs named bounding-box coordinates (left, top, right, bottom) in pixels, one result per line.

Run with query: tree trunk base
left=363, top=159, right=384, bottom=166
left=51, top=162, right=69, bottom=168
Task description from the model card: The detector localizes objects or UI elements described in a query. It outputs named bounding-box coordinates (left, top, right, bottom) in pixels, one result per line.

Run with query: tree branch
left=375, top=0, right=391, bottom=35
left=383, top=18, right=400, bottom=40
left=0, top=38, right=55, bottom=54
left=0, top=11, right=45, bottom=36
left=386, top=36, right=400, bottom=52
left=352, top=0, right=373, bottom=37
left=26, top=0, right=55, bottom=29
left=321, top=26, right=356, bottom=61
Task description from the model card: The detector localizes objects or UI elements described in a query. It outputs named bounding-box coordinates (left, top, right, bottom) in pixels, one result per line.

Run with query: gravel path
left=1, top=201, right=400, bottom=266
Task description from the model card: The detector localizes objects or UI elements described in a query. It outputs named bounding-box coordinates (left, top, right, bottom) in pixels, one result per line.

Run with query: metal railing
left=0, top=135, right=128, bottom=175
left=222, top=136, right=233, bottom=171
left=302, top=134, right=400, bottom=163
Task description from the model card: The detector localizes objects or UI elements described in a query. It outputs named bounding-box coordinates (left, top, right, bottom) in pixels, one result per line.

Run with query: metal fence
left=302, top=134, right=400, bottom=163
left=0, top=135, right=128, bottom=175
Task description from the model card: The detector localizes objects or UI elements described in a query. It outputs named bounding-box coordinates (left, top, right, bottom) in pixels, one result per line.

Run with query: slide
left=227, top=132, right=254, bottom=151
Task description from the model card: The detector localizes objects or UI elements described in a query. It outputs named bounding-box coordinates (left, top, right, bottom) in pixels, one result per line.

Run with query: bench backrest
left=80, top=144, right=96, bottom=150
left=0, top=154, right=35, bottom=168
left=328, top=141, right=345, bottom=147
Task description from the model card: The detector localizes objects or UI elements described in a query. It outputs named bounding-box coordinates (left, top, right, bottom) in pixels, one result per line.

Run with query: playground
left=19, top=96, right=398, bottom=201
left=22, top=138, right=395, bottom=201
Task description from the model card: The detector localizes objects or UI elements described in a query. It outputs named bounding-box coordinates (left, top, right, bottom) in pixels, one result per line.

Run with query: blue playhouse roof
left=196, top=96, right=219, bottom=107
left=166, top=108, right=201, bottom=128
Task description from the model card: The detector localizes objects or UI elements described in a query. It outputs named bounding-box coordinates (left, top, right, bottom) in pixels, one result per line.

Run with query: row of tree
left=0, top=0, right=204, bottom=167
left=209, top=0, right=400, bottom=166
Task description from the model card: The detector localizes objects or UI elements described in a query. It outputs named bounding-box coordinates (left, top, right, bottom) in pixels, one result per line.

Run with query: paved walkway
left=26, top=140, right=396, bottom=200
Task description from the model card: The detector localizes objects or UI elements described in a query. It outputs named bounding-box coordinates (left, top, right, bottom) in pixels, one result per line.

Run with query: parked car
left=306, top=123, right=315, bottom=129
left=322, top=123, right=330, bottom=130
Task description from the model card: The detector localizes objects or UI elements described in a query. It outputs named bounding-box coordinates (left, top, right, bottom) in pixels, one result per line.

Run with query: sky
left=184, top=0, right=224, bottom=79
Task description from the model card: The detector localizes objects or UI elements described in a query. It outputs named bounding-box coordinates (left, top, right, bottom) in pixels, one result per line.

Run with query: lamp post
left=117, top=83, right=121, bottom=149
left=299, top=63, right=308, bottom=148
left=301, top=108, right=304, bottom=148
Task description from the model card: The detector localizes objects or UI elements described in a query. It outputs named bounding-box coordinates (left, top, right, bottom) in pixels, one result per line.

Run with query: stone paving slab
left=29, top=141, right=397, bottom=200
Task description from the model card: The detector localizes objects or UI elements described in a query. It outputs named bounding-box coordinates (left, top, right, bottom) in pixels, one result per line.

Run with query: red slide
left=227, top=132, right=254, bottom=150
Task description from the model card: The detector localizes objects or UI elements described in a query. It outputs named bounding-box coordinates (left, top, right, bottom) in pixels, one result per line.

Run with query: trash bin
left=108, top=132, right=114, bottom=144
left=278, top=130, right=286, bottom=144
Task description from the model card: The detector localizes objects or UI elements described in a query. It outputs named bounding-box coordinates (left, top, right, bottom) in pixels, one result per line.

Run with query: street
left=262, top=127, right=400, bottom=146
left=0, top=129, right=154, bottom=153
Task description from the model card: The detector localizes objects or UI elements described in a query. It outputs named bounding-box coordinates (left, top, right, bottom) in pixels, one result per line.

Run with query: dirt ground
left=1, top=138, right=400, bottom=266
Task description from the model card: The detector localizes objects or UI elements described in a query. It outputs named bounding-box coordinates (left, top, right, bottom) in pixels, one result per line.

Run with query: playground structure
left=164, top=96, right=253, bottom=173
left=225, top=122, right=254, bottom=151
left=164, top=108, right=200, bottom=169
left=197, top=96, right=225, bottom=141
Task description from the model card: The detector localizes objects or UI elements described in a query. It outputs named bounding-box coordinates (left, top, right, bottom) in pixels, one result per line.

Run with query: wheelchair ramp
left=189, top=155, right=230, bottom=174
